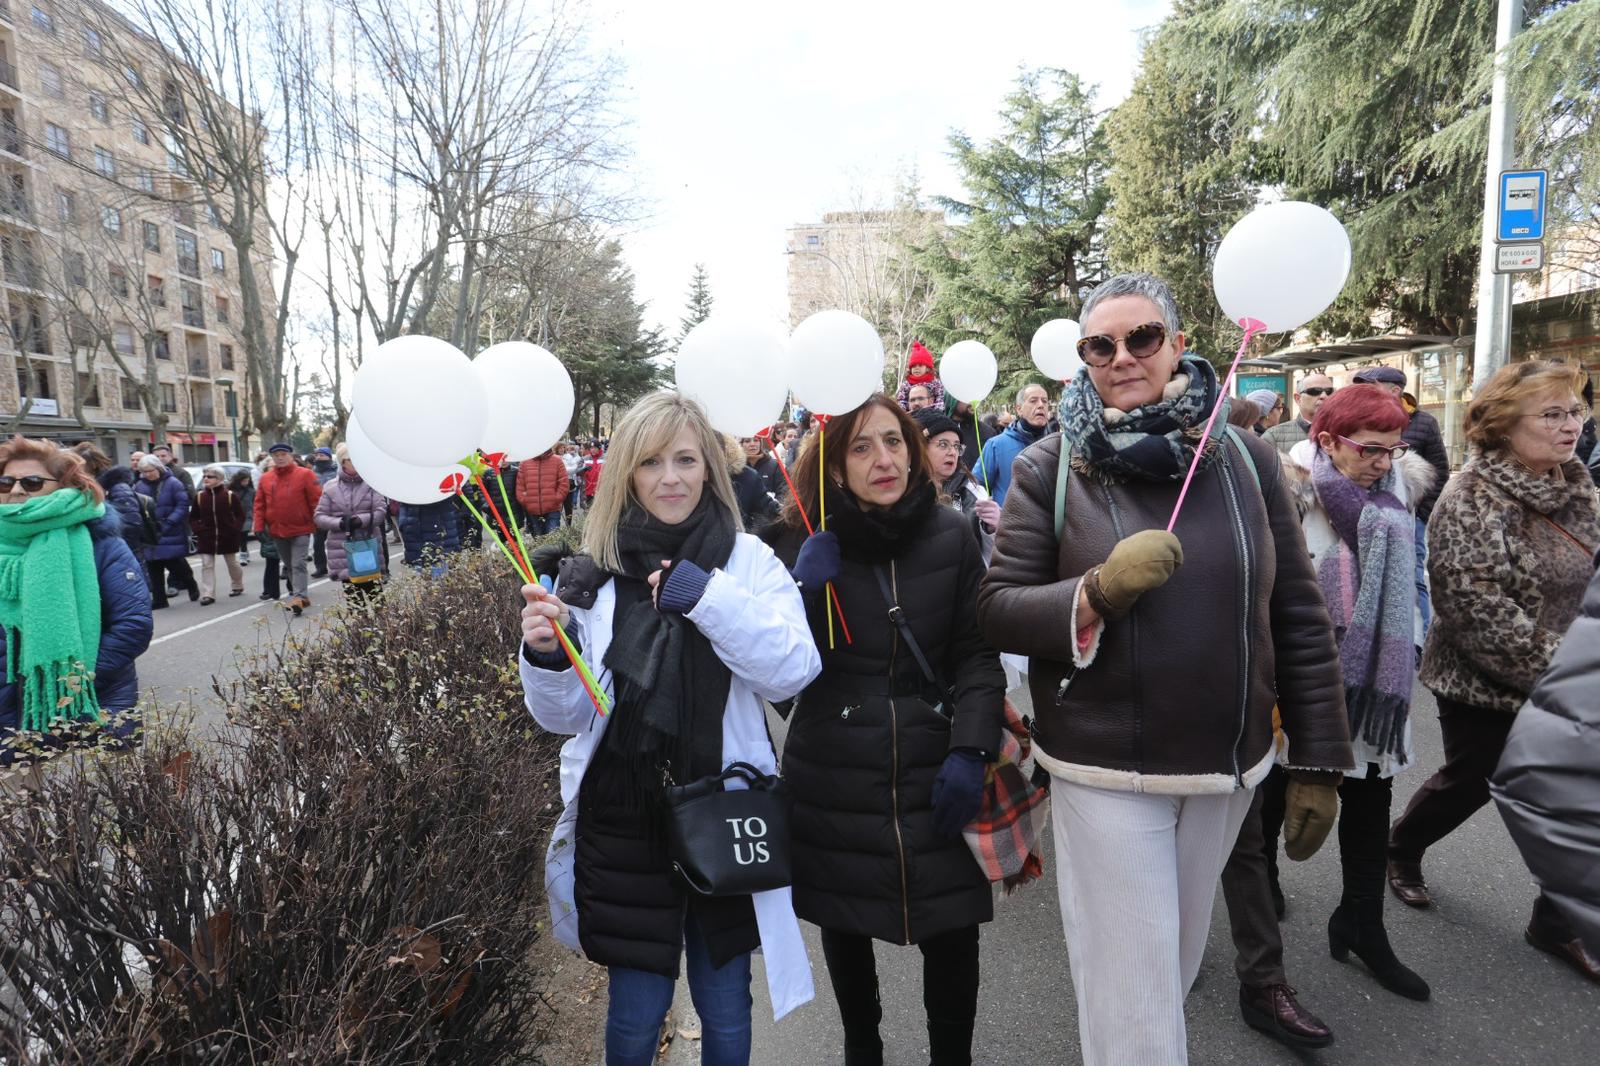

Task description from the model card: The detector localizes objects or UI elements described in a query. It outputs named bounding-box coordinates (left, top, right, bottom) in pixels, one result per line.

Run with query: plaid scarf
left=962, top=699, right=1049, bottom=892
left=1311, top=450, right=1417, bottom=761
left=1058, top=356, right=1221, bottom=483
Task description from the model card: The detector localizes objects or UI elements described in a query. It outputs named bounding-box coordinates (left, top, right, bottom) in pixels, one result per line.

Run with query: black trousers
left=1337, top=772, right=1393, bottom=904
left=146, top=557, right=196, bottom=606
left=1221, top=785, right=1286, bottom=987
left=1389, top=696, right=1513, bottom=864
left=819, top=925, right=979, bottom=1066
left=312, top=529, right=328, bottom=573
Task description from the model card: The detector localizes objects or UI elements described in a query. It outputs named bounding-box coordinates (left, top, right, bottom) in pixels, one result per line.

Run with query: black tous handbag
left=663, top=761, right=792, bottom=897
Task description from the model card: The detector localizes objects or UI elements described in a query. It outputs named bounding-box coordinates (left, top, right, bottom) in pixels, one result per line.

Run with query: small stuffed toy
left=896, top=340, right=946, bottom=411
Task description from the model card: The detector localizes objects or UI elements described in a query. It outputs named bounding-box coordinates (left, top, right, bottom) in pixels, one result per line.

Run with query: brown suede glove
left=1282, top=770, right=1342, bottom=861
left=1083, top=530, right=1184, bottom=619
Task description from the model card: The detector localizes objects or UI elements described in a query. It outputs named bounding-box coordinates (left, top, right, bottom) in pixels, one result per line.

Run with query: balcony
left=2, top=260, right=40, bottom=289
left=182, top=306, right=205, bottom=329
left=0, top=2, right=12, bottom=23
left=0, top=59, right=16, bottom=94
left=177, top=254, right=200, bottom=278
left=187, top=355, right=209, bottom=377
left=0, top=192, right=30, bottom=223
left=0, top=121, right=21, bottom=158
left=193, top=404, right=215, bottom=424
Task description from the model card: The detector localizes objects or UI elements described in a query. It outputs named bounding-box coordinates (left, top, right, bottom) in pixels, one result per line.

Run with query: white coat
left=519, top=532, right=822, bottom=1020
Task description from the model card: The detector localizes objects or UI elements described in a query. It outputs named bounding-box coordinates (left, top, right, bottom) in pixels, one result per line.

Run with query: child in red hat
left=895, top=340, right=946, bottom=412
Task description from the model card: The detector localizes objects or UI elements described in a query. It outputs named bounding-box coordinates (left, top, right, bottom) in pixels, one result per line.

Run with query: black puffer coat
left=767, top=499, right=1005, bottom=945
left=1402, top=408, right=1451, bottom=521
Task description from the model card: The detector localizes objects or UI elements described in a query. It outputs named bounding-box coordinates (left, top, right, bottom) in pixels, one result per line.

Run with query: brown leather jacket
left=978, top=431, right=1352, bottom=793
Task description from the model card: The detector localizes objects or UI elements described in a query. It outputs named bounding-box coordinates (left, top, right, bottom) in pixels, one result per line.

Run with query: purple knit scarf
left=1312, top=450, right=1417, bottom=761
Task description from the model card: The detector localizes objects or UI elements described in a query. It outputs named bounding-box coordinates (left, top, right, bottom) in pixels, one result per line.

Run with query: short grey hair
left=136, top=455, right=165, bottom=473
left=1079, top=272, right=1183, bottom=334
left=202, top=464, right=225, bottom=478
left=1015, top=383, right=1048, bottom=407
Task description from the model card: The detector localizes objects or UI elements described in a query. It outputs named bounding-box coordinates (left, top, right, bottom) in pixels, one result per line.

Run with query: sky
left=591, top=0, right=1174, bottom=337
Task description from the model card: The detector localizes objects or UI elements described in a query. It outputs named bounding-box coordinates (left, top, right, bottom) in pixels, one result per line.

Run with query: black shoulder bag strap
left=873, top=564, right=954, bottom=713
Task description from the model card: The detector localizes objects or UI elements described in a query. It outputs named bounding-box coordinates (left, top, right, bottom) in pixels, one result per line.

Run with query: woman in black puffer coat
left=765, top=394, right=1005, bottom=1066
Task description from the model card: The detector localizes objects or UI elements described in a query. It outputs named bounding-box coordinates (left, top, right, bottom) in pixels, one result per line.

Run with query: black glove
left=792, top=530, right=841, bottom=591
left=931, top=749, right=988, bottom=839
left=339, top=515, right=356, bottom=534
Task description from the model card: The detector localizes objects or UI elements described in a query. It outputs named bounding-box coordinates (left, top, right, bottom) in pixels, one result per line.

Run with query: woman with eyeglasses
left=913, top=407, right=1001, bottom=563
left=0, top=437, right=153, bottom=774
left=1388, top=360, right=1600, bottom=983
left=1268, top=385, right=1437, bottom=1000
left=978, top=272, right=1353, bottom=1064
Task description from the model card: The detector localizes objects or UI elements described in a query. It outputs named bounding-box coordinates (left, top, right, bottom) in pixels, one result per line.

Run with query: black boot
left=927, top=1016, right=974, bottom=1066
left=1328, top=900, right=1430, bottom=1000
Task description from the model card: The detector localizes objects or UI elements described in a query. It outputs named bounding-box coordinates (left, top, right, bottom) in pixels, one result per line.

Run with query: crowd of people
left=518, top=272, right=1600, bottom=1066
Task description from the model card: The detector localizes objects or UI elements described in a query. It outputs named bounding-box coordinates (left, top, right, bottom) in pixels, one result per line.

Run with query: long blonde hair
left=582, top=392, right=743, bottom=570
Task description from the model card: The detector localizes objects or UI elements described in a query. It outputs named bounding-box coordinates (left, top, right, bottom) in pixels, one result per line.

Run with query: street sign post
left=1494, top=242, right=1544, bottom=274
left=1497, top=169, right=1547, bottom=242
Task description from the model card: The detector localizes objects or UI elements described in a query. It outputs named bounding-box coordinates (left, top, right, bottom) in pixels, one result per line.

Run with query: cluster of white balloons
left=347, top=338, right=575, bottom=504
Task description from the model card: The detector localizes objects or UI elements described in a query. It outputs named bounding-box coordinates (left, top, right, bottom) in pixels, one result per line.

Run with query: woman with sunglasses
left=979, top=272, right=1352, bottom=1065
left=1272, top=384, right=1437, bottom=1000
left=0, top=437, right=154, bottom=774
left=1388, top=361, right=1600, bottom=983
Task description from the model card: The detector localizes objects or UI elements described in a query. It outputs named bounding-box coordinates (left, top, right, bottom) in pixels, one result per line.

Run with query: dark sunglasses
left=1075, top=322, right=1169, bottom=367
left=1335, top=435, right=1410, bottom=460
left=1300, top=387, right=1336, bottom=397
left=0, top=475, right=57, bottom=492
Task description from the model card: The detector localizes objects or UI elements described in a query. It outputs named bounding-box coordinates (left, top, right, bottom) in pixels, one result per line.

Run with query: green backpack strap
left=1223, top=424, right=1262, bottom=493
left=1054, top=440, right=1073, bottom=541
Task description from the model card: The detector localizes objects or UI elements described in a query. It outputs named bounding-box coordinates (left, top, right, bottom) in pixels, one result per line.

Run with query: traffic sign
left=1497, top=169, right=1547, bottom=241
left=1494, top=242, right=1544, bottom=274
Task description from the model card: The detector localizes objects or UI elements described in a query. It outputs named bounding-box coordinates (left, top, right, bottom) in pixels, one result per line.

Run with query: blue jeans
left=605, top=915, right=752, bottom=1066
left=1414, top=517, right=1432, bottom=637
left=529, top=510, right=562, bottom=536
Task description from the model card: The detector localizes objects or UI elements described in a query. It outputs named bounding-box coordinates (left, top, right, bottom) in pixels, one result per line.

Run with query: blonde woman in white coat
left=519, top=391, right=821, bottom=1066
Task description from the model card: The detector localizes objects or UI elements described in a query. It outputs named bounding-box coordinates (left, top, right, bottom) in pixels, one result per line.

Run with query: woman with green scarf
left=0, top=437, right=154, bottom=769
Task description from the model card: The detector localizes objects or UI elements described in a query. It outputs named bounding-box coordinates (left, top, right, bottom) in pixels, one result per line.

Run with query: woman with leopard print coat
left=1388, top=362, right=1600, bottom=985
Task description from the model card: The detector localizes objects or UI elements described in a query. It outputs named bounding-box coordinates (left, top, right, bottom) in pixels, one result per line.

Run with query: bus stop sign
left=1497, top=169, right=1547, bottom=241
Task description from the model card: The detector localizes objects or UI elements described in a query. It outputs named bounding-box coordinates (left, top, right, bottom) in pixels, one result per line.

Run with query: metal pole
left=1471, top=0, right=1524, bottom=390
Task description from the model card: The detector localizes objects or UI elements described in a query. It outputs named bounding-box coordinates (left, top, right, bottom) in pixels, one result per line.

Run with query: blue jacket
left=977, top=419, right=1049, bottom=506
left=0, top=512, right=154, bottom=753
left=399, top=500, right=462, bottom=567
left=135, top=468, right=192, bottom=560
left=98, top=467, right=149, bottom=557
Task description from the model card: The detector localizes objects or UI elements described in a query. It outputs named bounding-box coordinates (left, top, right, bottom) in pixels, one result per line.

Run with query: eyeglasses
left=1523, top=405, right=1587, bottom=431
left=1335, top=435, right=1410, bottom=460
left=1300, top=387, right=1336, bottom=398
left=929, top=440, right=965, bottom=454
left=0, top=475, right=57, bottom=493
left=1075, top=322, right=1168, bottom=368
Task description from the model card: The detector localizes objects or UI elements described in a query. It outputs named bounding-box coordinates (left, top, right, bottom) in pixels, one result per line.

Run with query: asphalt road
left=142, top=580, right=1598, bottom=1065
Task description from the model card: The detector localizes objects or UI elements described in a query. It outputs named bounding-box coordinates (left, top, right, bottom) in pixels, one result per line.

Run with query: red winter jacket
left=582, top=455, right=604, bottom=498
left=516, top=453, right=570, bottom=515
left=253, top=464, right=323, bottom=538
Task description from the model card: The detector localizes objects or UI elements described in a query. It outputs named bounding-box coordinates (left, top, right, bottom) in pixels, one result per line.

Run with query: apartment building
left=785, top=210, right=943, bottom=330
left=0, top=0, right=271, bottom=463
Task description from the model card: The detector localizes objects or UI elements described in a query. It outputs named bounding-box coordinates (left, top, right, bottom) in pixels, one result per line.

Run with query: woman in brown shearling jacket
left=977, top=272, right=1353, bottom=1066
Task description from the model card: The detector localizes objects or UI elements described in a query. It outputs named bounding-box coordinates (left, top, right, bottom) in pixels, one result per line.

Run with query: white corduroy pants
left=1052, top=780, right=1255, bottom=1066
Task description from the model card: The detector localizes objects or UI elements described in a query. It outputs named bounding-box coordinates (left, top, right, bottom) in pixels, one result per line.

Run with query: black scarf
left=1058, top=356, right=1222, bottom=483
left=601, top=494, right=737, bottom=788
left=823, top=479, right=938, bottom=564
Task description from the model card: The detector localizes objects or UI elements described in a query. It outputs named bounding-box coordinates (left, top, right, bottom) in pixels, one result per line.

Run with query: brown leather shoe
left=1387, top=859, right=1433, bottom=909
left=1240, top=983, right=1335, bottom=1049
left=1525, top=923, right=1600, bottom=984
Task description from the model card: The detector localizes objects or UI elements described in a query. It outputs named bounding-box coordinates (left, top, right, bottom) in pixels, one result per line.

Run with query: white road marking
left=148, top=579, right=334, bottom=646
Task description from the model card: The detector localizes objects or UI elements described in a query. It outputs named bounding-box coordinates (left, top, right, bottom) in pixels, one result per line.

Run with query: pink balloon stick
left=1165, top=316, right=1267, bottom=533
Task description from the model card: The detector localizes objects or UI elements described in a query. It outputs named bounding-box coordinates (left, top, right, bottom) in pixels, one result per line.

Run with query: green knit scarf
left=0, top=490, right=106, bottom=732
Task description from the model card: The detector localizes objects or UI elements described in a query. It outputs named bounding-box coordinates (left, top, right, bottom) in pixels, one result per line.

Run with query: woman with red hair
left=1273, top=384, right=1436, bottom=1000
left=0, top=437, right=153, bottom=771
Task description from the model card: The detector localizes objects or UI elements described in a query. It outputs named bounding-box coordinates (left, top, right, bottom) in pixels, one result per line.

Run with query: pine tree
left=677, top=263, right=714, bottom=346
left=917, top=69, right=1110, bottom=384
left=1103, top=0, right=1255, bottom=363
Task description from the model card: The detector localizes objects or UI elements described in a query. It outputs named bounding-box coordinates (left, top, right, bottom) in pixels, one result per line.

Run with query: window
left=55, top=190, right=76, bottom=224
left=132, top=119, right=151, bottom=146
left=100, top=205, right=121, bottom=236
left=175, top=229, right=199, bottom=277
left=38, top=63, right=63, bottom=99
left=219, top=342, right=234, bottom=370
left=44, top=123, right=70, bottom=159
left=30, top=5, right=56, bottom=35
left=806, top=234, right=820, bottom=247
left=214, top=294, right=229, bottom=324
left=210, top=247, right=225, bottom=275
left=173, top=200, right=194, bottom=227
left=83, top=27, right=105, bottom=58
left=207, top=203, right=223, bottom=227
left=142, top=220, right=160, bottom=251
left=136, top=169, right=156, bottom=194
left=64, top=251, right=86, bottom=288
left=15, top=365, right=53, bottom=401
left=160, top=382, right=177, bottom=413
left=67, top=310, right=93, bottom=350
left=0, top=108, right=21, bottom=156
left=146, top=275, right=165, bottom=307
left=89, top=92, right=108, bottom=122
left=124, top=65, right=143, bottom=91
left=180, top=280, right=203, bottom=327
left=94, top=146, right=115, bottom=179
left=121, top=375, right=140, bottom=409
left=108, top=264, right=128, bottom=297
left=77, top=371, right=101, bottom=407
left=4, top=174, right=27, bottom=220
left=113, top=324, right=135, bottom=355
left=149, top=332, right=171, bottom=363
left=11, top=300, right=51, bottom=355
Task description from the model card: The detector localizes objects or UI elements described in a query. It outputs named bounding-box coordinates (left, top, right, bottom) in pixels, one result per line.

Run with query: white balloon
left=1031, top=319, right=1083, bottom=380
left=939, top=340, right=998, bottom=403
left=351, top=335, right=486, bottom=467
left=474, top=342, right=574, bottom=460
left=787, top=310, right=885, bottom=416
left=1213, top=201, right=1351, bottom=333
left=345, top=416, right=468, bottom=505
left=676, top=317, right=791, bottom=436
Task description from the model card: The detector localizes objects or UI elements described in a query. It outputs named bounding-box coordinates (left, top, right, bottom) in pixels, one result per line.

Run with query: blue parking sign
left=1497, top=170, right=1546, bottom=242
